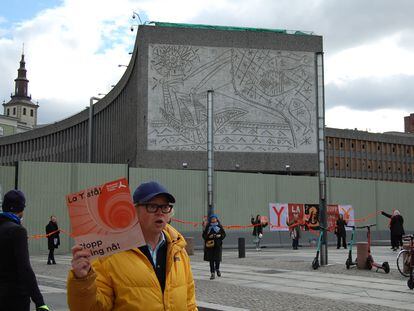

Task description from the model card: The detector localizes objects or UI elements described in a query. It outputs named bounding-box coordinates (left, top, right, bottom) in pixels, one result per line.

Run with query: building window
left=23, top=108, right=26, bottom=115
left=340, top=142, right=343, bottom=148
left=13, top=107, right=16, bottom=115
left=362, top=144, right=365, bottom=149
left=30, top=109, right=34, bottom=117
left=0, top=126, right=3, bottom=136
left=351, top=143, right=354, bottom=148
left=7, top=108, right=10, bottom=116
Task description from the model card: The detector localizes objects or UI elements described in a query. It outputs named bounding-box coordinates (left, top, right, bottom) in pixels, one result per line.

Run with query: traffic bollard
left=238, top=237, right=245, bottom=258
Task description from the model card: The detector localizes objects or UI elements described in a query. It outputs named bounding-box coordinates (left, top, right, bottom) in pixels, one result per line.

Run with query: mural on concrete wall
left=148, top=44, right=317, bottom=153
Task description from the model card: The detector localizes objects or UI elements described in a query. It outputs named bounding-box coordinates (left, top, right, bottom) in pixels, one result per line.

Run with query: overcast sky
left=0, top=0, right=413, bottom=133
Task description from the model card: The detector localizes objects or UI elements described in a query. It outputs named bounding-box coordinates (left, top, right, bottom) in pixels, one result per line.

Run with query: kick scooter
left=362, top=224, right=390, bottom=273
left=345, top=225, right=357, bottom=269
left=312, top=226, right=327, bottom=270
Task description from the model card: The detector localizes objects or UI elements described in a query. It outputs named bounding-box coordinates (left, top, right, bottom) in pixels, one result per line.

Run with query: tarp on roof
left=152, top=22, right=314, bottom=35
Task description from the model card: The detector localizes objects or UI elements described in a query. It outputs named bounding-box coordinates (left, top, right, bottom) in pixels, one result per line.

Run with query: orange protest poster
left=66, top=178, right=145, bottom=258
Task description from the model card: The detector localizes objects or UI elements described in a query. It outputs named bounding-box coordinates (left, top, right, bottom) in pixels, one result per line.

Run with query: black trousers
left=0, top=295, right=30, bottom=311
left=292, top=238, right=299, bottom=249
left=209, top=260, right=220, bottom=273
left=391, top=234, right=403, bottom=249
left=337, top=234, right=347, bottom=248
left=48, top=248, right=55, bottom=263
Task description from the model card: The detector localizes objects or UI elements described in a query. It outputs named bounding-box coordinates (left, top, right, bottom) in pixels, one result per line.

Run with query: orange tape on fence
left=29, top=229, right=61, bottom=240
left=27, top=211, right=383, bottom=239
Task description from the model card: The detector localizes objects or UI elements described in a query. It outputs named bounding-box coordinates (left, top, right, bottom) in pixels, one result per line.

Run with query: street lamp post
left=316, top=52, right=328, bottom=266
left=207, top=90, right=214, bottom=218
left=88, top=97, right=101, bottom=163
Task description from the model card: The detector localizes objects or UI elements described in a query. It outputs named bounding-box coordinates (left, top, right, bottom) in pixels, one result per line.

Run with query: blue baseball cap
left=2, top=189, right=26, bottom=213
left=133, top=181, right=175, bottom=204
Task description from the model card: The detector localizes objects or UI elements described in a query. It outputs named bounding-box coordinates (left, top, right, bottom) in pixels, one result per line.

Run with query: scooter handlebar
left=356, top=224, right=376, bottom=229
left=345, top=225, right=356, bottom=229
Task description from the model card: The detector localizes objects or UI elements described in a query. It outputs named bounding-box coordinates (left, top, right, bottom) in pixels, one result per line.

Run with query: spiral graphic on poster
left=96, top=185, right=137, bottom=232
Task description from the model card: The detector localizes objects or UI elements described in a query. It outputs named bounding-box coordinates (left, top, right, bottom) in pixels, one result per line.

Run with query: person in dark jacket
left=381, top=210, right=405, bottom=251
left=0, top=189, right=49, bottom=311
left=251, top=214, right=268, bottom=251
left=335, top=214, right=347, bottom=249
left=203, top=214, right=226, bottom=280
left=46, top=215, right=60, bottom=265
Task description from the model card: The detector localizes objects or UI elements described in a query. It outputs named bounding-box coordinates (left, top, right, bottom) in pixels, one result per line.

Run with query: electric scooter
left=345, top=225, right=357, bottom=269
left=312, top=226, right=327, bottom=270
left=362, top=224, right=390, bottom=273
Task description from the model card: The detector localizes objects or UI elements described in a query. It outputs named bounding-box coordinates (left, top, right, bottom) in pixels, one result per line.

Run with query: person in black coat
left=335, top=214, right=347, bottom=249
left=0, top=190, right=49, bottom=311
left=46, top=215, right=60, bottom=265
left=381, top=210, right=405, bottom=251
left=203, top=214, right=226, bottom=280
left=251, top=214, right=268, bottom=251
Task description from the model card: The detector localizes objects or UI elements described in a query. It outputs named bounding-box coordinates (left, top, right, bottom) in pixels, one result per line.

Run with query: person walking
left=68, top=181, right=197, bottom=310
left=287, top=211, right=301, bottom=250
left=203, top=214, right=226, bottom=280
left=251, top=214, right=267, bottom=251
left=0, top=189, right=49, bottom=311
left=335, top=214, right=347, bottom=249
left=46, top=215, right=60, bottom=265
left=381, top=209, right=405, bottom=251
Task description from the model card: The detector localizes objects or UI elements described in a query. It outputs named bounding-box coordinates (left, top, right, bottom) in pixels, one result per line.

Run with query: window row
left=327, top=137, right=413, bottom=155
left=6, top=107, right=34, bottom=117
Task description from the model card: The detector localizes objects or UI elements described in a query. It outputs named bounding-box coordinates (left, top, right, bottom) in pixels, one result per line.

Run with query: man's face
left=51, top=216, right=57, bottom=223
left=136, top=195, right=172, bottom=237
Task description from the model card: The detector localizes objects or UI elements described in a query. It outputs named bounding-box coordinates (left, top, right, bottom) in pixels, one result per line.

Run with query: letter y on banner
left=269, top=203, right=288, bottom=231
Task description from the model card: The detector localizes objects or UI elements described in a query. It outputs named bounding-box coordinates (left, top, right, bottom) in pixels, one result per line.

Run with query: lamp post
left=316, top=52, right=328, bottom=266
left=132, top=11, right=143, bottom=24
left=207, top=90, right=214, bottom=218
left=88, top=97, right=101, bottom=163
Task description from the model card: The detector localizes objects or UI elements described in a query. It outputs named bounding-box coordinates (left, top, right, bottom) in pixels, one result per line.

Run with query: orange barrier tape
left=27, top=211, right=383, bottom=239
left=29, top=229, right=61, bottom=239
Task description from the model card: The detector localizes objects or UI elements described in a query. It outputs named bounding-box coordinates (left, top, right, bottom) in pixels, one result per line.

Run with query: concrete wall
left=1, top=161, right=413, bottom=255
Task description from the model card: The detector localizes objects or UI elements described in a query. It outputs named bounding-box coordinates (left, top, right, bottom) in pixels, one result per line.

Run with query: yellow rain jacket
left=67, top=225, right=197, bottom=310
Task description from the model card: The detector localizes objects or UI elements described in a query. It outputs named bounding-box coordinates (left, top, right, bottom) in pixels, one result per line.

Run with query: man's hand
left=216, top=234, right=221, bottom=238
left=208, top=234, right=214, bottom=239
left=71, top=245, right=91, bottom=278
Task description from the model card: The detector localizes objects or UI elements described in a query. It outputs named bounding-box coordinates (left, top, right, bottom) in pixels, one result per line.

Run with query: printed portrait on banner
left=304, top=204, right=319, bottom=230
left=287, top=203, right=304, bottom=222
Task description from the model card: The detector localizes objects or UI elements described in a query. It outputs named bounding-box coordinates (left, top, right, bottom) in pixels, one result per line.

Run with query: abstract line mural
left=148, top=44, right=317, bottom=153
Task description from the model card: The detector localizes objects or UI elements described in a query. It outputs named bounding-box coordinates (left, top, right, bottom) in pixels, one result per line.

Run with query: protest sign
left=66, top=178, right=145, bottom=258
left=269, top=202, right=354, bottom=232
left=269, top=203, right=288, bottom=231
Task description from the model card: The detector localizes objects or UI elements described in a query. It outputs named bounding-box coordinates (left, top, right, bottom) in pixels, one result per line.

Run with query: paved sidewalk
left=29, top=246, right=413, bottom=310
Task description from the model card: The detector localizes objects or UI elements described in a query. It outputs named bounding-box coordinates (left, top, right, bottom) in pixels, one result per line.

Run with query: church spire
left=12, top=47, right=30, bottom=100
left=3, top=48, right=39, bottom=128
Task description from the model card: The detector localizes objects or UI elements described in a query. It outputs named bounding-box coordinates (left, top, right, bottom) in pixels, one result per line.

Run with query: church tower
left=2, top=50, right=39, bottom=127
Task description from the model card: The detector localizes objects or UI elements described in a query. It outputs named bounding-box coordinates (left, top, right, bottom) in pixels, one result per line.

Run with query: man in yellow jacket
left=67, top=181, right=198, bottom=310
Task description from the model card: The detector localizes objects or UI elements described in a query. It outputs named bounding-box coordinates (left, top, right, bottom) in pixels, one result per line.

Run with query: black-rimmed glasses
left=140, top=203, right=173, bottom=214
